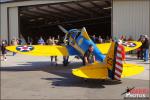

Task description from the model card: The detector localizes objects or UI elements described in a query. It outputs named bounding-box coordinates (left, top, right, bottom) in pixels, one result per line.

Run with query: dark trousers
left=137, top=49, right=143, bottom=59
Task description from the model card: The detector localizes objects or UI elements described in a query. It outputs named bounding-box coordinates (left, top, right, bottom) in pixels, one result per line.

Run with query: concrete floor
left=1, top=53, right=149, bottom=99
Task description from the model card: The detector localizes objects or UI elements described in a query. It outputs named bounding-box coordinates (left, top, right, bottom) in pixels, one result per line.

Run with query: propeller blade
left=58, top=25, right=68, bottom=34
left=58, top=25, right=68, bottom=43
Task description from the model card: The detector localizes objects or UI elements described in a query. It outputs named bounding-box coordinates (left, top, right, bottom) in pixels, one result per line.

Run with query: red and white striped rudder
left=114, top=44, right=124, bottom=80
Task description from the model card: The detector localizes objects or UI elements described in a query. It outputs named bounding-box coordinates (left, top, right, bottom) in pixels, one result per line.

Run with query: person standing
left=46, top=36, right=53, bottom=45
left=142, top=35, right=149, bottom=62
left=18, top=38, right=22, bottom=45
left=137, top=35, right=143, bottom=59
left=11, top=38, right=18, bottom=56
left=47, top=36, right=54, bottom=65
left=38, top=37, right=45, bottom=45
left=127, top=35, right=134, bottom=54
left=50, top=37, right=58, bottom=66
left=98, top=36, right=103, bottom=43
left=27, top=37, right=33, bottom=45
left=1, top=40, right=7, bottom=61
left=92, top=35, right=96, bottom=43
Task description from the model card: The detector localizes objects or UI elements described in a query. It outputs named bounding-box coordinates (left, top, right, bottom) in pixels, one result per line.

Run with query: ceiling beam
left=105, top=1, right=111, bottom=6
left=89, top=1, right=110, bottom=15
left=21, top=6, right=67, bottom=20
left=47, top=5, right=79, bottom=18
left=74, top=1, right=101, bottom=16
left=19, top=13, right=36, bottom=19
left=61, top=4, right=90, bottom=17
left=20, top=12, right=59, bottom=23
left=89, top=1, right=103, bottom=10
left=34, top=7, right=67, bottom=19
left=28, top=16, right=110, bottom=28
left=21, top=10, right=53, bottom=20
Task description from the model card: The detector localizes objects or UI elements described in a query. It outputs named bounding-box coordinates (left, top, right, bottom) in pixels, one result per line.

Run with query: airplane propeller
left=58, top=25, right=68, bottom=44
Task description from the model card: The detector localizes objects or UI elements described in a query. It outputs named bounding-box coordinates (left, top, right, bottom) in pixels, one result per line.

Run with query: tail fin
left=104, top=42, right=124, bottom=80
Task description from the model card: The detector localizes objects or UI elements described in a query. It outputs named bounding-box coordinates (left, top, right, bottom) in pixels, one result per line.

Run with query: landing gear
left=63, top=56, right=69, bottom=66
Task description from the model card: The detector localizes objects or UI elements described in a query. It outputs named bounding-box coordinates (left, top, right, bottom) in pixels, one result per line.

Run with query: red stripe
left=115, top=69, right=122, bottom=75
left=118, top=45, right=122, bottom=48
left=117, top=46, right=122, bottom=52
left=114, top=71, right=121, bottom=78
left=115, top=66, right=122, bottom=72
left=115, top=65, right=123, bottom=72
left=116, top=61, right=122, bottom=66
left=117, top=48, right=122, bottom=52
left=114, top=45, right=123, bottom=80
left=116, top=56, right=122, bottom=60
left=114, top=75, right=121, bottom=80
left=117, top=51, right=122, bottom=54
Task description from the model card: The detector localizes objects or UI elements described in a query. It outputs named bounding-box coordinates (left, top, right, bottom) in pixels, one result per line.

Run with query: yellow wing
left=6, top=45, right=69, bottom=56
left=96, top=41, right=142, bottom=54
left=121, top=63, right=144, bottom=78
left=72, top=62, right=144, bottom=79
left=72, top=62, right=108, bottom=79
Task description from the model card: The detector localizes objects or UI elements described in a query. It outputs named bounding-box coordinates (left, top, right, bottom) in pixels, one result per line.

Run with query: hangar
left=0, top=0, right=149, bottom=44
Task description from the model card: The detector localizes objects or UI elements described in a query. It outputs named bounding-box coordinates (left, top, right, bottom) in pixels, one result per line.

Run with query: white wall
left=0, top=4, right=8, bottom=42
left=8, top=7, right=19, bottom=41
left=113, top=0, right=149, bottom=40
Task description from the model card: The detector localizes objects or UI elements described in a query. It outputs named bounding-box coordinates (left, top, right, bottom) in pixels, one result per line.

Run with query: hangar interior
left=19, top=0, right=112, bottom=44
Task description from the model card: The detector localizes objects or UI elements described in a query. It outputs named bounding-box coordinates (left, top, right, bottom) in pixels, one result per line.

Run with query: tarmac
left=1, top=52, right=149, bottom=99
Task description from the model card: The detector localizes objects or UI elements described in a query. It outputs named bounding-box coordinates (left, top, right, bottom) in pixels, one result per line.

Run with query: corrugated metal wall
left=113, top=0, right=149, bottom=40
left=8, top=7, right=19, bottom=42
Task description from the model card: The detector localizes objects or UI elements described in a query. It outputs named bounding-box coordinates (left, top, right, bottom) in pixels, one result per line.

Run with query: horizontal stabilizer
left=72, top=63, right=144, bottom=79
left=121, top=63, right=144, bottom=78
left=72, top=62, right=108, bottom=79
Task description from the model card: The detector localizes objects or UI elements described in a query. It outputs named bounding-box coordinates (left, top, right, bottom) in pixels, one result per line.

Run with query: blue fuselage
left=76, top=36, right=105, bottom=62
left=68, top=29, right=105, bottom=62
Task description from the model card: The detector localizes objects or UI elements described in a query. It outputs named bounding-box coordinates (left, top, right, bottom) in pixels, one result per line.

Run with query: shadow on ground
left=41, top=77, right=121, bottom=88
left=1, top=61, right=122, bottom=88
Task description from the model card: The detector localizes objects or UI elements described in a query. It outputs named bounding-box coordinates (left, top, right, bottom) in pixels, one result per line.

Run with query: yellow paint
left=96, top=41, right=142, bottom=54
left=81, top=27, right=91, bottom=40
left=6, top=45, right=69, bottom=56
left=104, top=42, right=115, bottom=70
left=121, top=63, right=144, bottom=78
left=72, top=63, right=144, bottom=79
left=123, top=41, right=142, bottom=52
left=72, top=62, right=108, bottom=79
left=96, top=43, right=111, bottom=54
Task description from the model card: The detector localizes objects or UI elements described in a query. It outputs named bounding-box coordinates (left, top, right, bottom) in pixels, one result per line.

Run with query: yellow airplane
left=6, top=26, right=144, bottom=80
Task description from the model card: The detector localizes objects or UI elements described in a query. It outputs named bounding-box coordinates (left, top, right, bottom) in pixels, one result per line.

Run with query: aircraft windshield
left=69, top=29, right=81, bottom=39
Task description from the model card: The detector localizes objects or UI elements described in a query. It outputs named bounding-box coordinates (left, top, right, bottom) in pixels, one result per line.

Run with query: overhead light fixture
left=103, top=7, right=112, bottom=10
